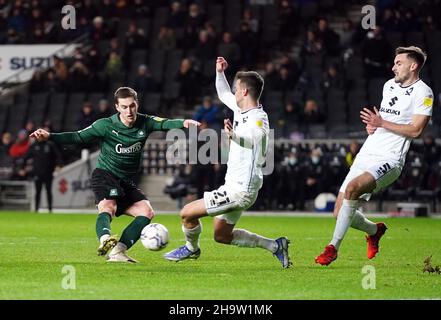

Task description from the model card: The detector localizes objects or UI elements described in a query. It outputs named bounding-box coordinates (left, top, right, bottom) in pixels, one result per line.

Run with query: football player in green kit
left=30, top=87, right=200, bottom=263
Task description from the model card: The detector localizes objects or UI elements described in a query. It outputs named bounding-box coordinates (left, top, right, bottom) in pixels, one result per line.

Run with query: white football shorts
left=203, top=184, right=258, bottom=225
left=339, top=155, right=403, bottom=201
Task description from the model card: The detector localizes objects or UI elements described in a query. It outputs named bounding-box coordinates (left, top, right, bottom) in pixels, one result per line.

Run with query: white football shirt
left=359, top=78, right=434, bottom=163
left=216, top=71, right=269, bottom=192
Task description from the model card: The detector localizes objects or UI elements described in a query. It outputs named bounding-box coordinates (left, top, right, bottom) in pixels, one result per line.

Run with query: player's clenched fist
left=216, top=57, right=228, bottom=72
left=29, top=128, right=50, bottom=141
left=224, top=118, right=233, bottom=138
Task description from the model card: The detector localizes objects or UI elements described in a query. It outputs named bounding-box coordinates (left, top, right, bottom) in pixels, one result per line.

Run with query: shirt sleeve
left=49, top=119, right=107, bottom=144
left=413, top=85, right=434, bottom=117
left=231, top=115, right=268, bottom=149
left=216, top=71, right=241, bottom=112
left=146, top=115, right=185, bottom=131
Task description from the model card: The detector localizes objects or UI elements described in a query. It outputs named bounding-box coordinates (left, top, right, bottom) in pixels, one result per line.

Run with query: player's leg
left=213, top=212, right=292, bottom=268
left=96, top=199, right=118, bottom=256
left=44, top=178, right=53, bottom=213
left=34, top=177, right=43, bottom=212
left=334, top=191, right=377, bottom=236
left=107, top=182, right=152, bottom=263
left=163, top=198, right=207, bottom=261
left=117, top=200, right=154, bottom=250
left=316, top=172, right=376, bottom=265
left=90, top=168, right=122, bottom=256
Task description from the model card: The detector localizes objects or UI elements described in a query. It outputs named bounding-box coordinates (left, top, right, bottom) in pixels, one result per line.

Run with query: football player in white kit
left=164, top=57, right=292, bottom=268
left=316, top=46, right=434, bottom=266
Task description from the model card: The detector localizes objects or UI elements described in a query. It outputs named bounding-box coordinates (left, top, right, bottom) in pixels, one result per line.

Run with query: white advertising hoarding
left=0, top=44, right=78, bottom=83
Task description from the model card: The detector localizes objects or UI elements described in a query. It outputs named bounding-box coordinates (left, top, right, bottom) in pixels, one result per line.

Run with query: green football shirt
left=49, top=113, right=184, bottom=179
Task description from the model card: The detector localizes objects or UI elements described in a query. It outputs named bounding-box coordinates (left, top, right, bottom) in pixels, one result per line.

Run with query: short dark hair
left=395, top=46, right=427, bottom=71
left=114, top=87, right=138, bottom=104
left=234, top=71, right=264, bottom=101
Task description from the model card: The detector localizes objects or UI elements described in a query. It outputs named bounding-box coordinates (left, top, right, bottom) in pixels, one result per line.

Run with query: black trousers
left=35, top=177, right=53, bottom=212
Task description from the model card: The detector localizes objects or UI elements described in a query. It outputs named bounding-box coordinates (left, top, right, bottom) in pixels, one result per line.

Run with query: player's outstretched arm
left=215, top=57, right=240, bottom=112
left=183, top=119, right=201, bottom=128
left=29, top=128, right=50, bottom=142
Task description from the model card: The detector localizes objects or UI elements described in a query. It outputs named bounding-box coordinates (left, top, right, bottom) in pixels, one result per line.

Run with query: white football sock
left=231, top=229, right=278, bottom=253
left=183, top=223, right=202, bottom=252
left=109, top=242, right=127, bottom=255
left=330, top=199, right=358, bottom=250
left=99, top=234, right=110, bottom=244
left=351, top=210, right=378, bottom=235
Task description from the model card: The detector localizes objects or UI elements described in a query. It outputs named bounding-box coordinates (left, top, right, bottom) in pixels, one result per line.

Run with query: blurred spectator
left=300, top=99, right=326, bottom=127
left=217, top=32, right=241, bottom=73
left=29, top=69, right=45, bottom=92
left=263, top=62, right=279, bottom=90
left=90, top=16, right=111, bottom=42
left=421, top=133, right=441, bottom=166
left=337, top=19, right=355, bottom=49
left=179, top=25, right=198, bottom=50
left=380, top=8, right=400, bottom=32
left=96, top=99, right=113, bottom=119
left=53, top=55, right=68, bottom=82
left=25, top=121, right=35, bottom=134
left=242, top=7, right=259, bottom=33
left=167, top=1, right=185, bottom=29
left=401, top=9, right=420, bottom=33
left=321, top=63, right=347, bottom=90
left=185, top=3, right=205, bottom=30
left=105, top=51, right=123, bottom=79
left=77, top=102, right=96, bottom=129
left=68, top=58, right=90, bottom=91
left=0, top=132, right=13, bottom=163
left=316, top=18, right=340, bottom=56
left=301, top=147, right=326, bottom=208
left=99, top=0, right=116, bottom=20
left=345, top=140, right=360, bottom=167
left=277, top=150, right=304, bottom=210
left=193, top=96, right=221, bottom=130
left=129, top=0, right=152, bottom=18
left=132, top=64, right=158, bottom=94
left=278, top=102, right=299, bottom=138
left=194, top=29, right=216, bottom=62
left=302, top=30, right=324, bottom=56
left=125, top=21, right=147, bottom=52
left=279, top=0, right=299, bottom=40
left=236, top=22, right=258, bottom=67
left=361, top=26, right=392, bottom=79
left=6, top=28, right=22, bottom=44
left=25, top=125, right=62, bottom=212
left=29, top=25, right=47, bottom=44
left=273, top=67, right=295, bottom=92
left=82, top=0, right=99, bottom=20
left=45, top=69, right=61, bottom=92
left=154, top=26, right=176, bottom=50
left=7, top=7, right=26, bottom=33
left=175, top=58, right=202, bottom=106
left=9, top=129, right=30, bottom=158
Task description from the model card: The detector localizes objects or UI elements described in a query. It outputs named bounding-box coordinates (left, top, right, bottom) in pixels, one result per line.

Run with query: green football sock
left=96, top=212, right=112, bottom=240
left=120, top=216, right=151, bottom=249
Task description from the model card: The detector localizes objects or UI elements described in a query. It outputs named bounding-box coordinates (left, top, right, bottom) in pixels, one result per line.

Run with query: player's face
left=392, top=53, right=415, bottom=84
left=233, top=79, right=246, bottom=106
left=116, top=97, right=138, bottom=126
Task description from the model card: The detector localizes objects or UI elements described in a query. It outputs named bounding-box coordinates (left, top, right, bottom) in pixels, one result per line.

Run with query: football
left=140, top=223, right=170, bottom=251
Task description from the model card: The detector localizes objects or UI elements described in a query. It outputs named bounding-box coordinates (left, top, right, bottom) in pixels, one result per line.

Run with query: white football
left=140, top=223, right=170, bottom=251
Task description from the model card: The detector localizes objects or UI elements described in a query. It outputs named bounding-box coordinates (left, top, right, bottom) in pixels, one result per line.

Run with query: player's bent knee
left=98, top=200, right=117, bottom=216
left=345, top=183, right=360, bottom=199
left=214, top=232, right=232, bottom=244
left=180, top=204, right=192, bottom=220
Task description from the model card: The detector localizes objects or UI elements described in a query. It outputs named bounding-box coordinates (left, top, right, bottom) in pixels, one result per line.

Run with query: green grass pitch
left=0, top=211, right=440, bottom=300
